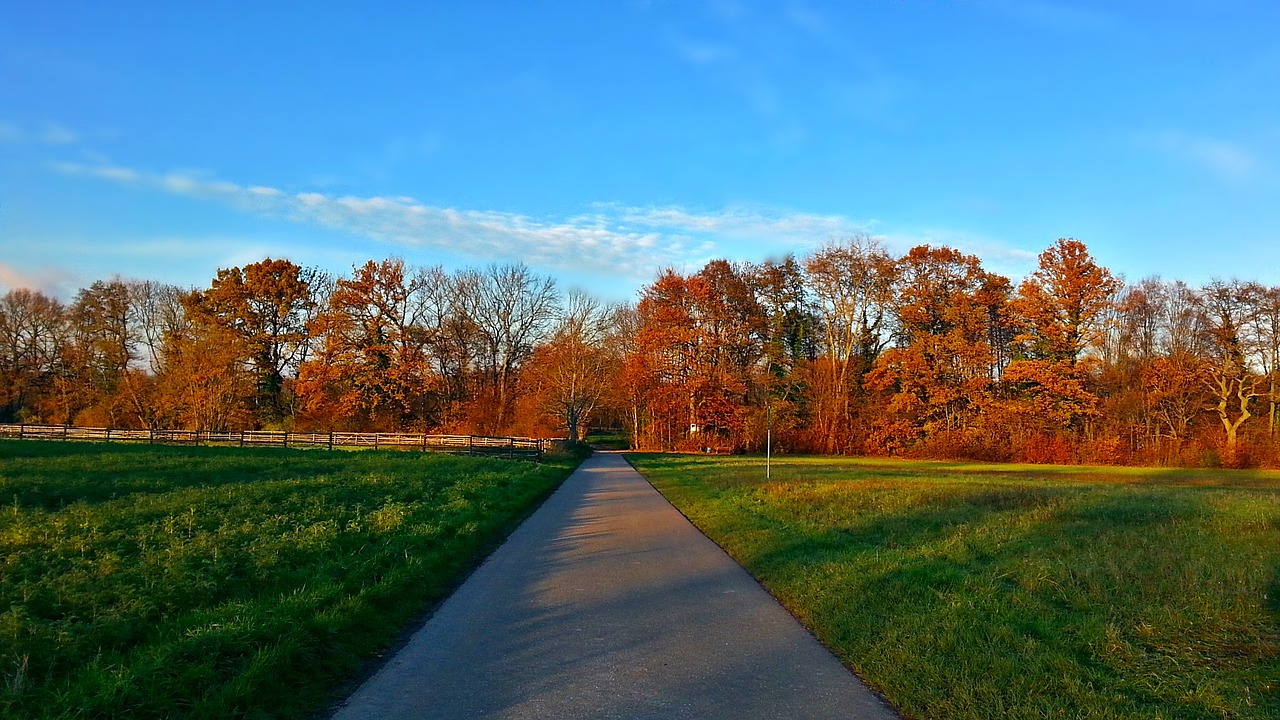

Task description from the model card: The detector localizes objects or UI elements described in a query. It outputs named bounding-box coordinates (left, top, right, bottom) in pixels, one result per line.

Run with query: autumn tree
left=67, top=279, right=138, bottom=426
left=685, top=260, right=767, bottom=448
left=0, top=289, right=68, bottom=422
left=521, top=292, right=617, bottom=441
left=1141, top=354, right=1207, bottom=457
left=629, top=270, right=698, bottom=448
left=296, top=258, right=437, bottom=431
left=754, top=255, right=818, bottom=449
left=866, top=245, right=1010, bottom=453
left=802, top=236, right=896, bottom=452
left=609, top=303, right=647, bottom=447
left=152, top=323, right=255, bottom=431
left=185, top=258, right=320, bottom=424
left=1004, top=239, right=1120, bottom=435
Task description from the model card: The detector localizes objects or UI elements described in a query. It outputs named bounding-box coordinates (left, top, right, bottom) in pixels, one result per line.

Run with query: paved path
left=332, top=451, right=899, bottom=720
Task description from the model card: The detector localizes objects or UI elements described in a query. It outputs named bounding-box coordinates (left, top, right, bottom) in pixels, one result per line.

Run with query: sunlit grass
left=0, top=440, right=579, bottom=719
left=629, top=453, right=1280, bottom=719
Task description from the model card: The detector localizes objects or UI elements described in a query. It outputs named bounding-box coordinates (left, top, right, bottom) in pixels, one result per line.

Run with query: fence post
left=239, top=430, right=245, bottom=448
left=328, top=432, right=334, bottom=451
left=149, top=429, right=154, bottom=445
left=283, top=432, right=288, bottom=448
left=18, top=424, right=24, bottom=440
left=106, top=428, right=112, bottom=444
left=422, top=432, right=427, bottom=452
left=374, top=433, right=380, bottom=450
left=63, top=425, right=69, bottom=440
left=468, top=436, right=474, bottom=455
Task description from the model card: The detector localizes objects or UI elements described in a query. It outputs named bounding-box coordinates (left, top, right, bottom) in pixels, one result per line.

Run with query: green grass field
left=0, top=440, right=580, bottom=720
left=628, top=453, right=1280, bottom=720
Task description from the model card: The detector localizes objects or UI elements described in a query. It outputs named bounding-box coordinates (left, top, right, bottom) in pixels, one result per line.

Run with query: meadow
left=0, top=440, right=579, bottom=720
left=628, top=453, right=1280, bottom=720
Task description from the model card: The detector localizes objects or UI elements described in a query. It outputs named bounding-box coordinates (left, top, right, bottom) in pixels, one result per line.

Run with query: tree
left=1195, top=279, right=1264, bottom=465
left=459, top=263, right=559, bottom=433
left=0, top=289, right=68, bottom=422
left=1004, top=239, right=1119, bottom=435
left=521, top=293, right=617, bottom=441
left=1244, top=286, right=1280, bottom=440
left=152, top=323, right=255, bottom=431
left=129, top=280, right=191, bottom=375
left=68, top=279, right=137, bottom=425
left=866, top=245, right=1009, bottom=452
left=1012, top=238, right=1120, bottom=364
left=802, top=236, right=896, bottom=452
left=754, top=255, right=818, bottom=450
left=629, top=270, right=698, bottom=448
left=296, top=258, right=437, bottom=431
left=185, top=258, right=319, bottom=424
left=686, top=260, right=767, bottom=447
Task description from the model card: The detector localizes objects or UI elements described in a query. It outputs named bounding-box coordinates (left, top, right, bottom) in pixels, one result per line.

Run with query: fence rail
left=0, top=424, right=550, bottom=460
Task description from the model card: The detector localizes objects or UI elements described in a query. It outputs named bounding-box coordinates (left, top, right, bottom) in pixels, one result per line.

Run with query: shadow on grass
left=665, top=467, right=1280, bottom=719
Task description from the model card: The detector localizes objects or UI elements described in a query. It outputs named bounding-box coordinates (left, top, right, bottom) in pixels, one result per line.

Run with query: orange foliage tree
left=295, top=259, right=439, bottom=431
left=626, top=261, right=766, bottom=450
left=185, top=258, right=321, bottom=425
left=1003, top=239, right=1120, bottom=443
left=866, top=245, right=1011, bottom=454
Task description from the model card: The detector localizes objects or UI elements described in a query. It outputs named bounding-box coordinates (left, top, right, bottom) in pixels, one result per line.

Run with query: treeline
left=0, top=258, right=623, bottom=441
left=623, top=238, right=1280, bottom=467
left=3, top=238, right=1279, bottom=467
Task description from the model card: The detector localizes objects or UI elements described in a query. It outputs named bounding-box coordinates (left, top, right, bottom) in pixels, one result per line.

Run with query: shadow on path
left=331, top=452, right=898, bottom=720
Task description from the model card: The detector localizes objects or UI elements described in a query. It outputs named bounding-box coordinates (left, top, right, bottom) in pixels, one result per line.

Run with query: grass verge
left=0, top=439, right=582, bottom=719
left=628, top=453, right=1280, bottom=720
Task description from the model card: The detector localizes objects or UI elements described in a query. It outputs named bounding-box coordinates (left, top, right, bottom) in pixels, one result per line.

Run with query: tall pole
left=766, top=402, right=772, bottom=480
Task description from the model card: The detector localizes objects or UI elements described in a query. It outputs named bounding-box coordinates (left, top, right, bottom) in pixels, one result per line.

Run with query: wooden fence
left=0, top=424, right=551, bottom=460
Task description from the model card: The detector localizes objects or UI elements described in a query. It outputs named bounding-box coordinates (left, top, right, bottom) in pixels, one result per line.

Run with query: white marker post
left=766, top=402, right=772, bottom=480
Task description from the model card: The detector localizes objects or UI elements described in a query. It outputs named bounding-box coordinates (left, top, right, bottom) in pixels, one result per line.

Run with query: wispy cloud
left=52, top=161, right=747, bottom=278
left=0, top=121, right=82, bottom=146
left=0, top=123, right=22, bottom=143
left=0, top=261, right=78, bottom=295
left=51, top=160, right=1040, bottom=284
left=1149, top=131, right=1260, bottom=181
left=41, top=123, right=79, bottom=145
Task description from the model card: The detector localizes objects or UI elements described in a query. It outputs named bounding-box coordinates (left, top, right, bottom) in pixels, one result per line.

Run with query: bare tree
left=1196, top=279, right=1264, bottom=465
left=803, top=235, right=897, bottom=452
left=462, top=263, right=559, bottom=432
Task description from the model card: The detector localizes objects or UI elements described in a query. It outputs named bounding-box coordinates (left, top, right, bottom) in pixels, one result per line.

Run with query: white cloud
left=41, top=123, right=79, bottom=145
left=1150, top=131, right=1260, bottom=180
left=0, top=262, right=77, bottom=295
left=0, top=121, right=82, bottom=145
left=52, top=161, right=711, bottom=279
left=51, top=160, right=1040, bottom=285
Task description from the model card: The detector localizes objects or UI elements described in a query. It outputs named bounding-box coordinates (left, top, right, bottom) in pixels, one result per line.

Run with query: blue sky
left=3, top=0, right=1279, bottom=301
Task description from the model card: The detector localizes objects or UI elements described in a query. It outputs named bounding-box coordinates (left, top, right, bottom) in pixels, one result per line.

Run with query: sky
left=3, top=0, right=1279, bottom=302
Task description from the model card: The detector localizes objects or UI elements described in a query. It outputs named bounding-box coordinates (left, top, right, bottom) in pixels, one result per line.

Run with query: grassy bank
left=0, top=440, right=580, bottom=719
left=628, top=453, right=1280, bottom=719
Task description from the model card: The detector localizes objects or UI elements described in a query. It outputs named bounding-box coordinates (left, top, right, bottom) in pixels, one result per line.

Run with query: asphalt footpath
left=331, top=451, right=899, bottom=720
